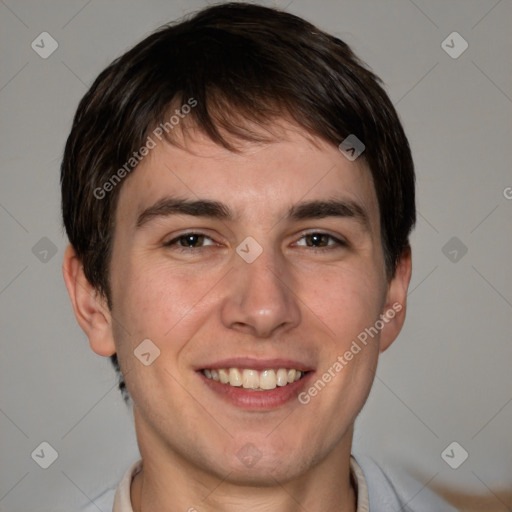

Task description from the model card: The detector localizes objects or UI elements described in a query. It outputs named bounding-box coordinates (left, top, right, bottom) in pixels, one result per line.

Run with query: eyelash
left=163, top=233, right=218, bottom=251
left=163, top=231, right=347, bottom=252
left=295, top=232, right=347, bottom=250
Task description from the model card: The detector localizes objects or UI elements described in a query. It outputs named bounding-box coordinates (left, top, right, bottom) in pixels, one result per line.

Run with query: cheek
left=113, top=258, right=202, bottom=329
left=297, top=268, right=384, bottom=424
left=111, top=258, right=225, bottom=369
left=110, top=263, right=208, bottom=405
left=300, top=264, right=386, bottom=342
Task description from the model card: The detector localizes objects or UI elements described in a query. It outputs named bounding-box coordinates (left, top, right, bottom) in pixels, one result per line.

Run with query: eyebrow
left=136, top=197, right=369, bottom=231
left=136, top=198, right=231, bottom=227
left=288, top=199, right=369, bottom=230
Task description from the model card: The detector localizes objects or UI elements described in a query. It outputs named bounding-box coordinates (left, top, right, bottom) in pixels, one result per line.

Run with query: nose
left=220, top=246, right=301, bottom=338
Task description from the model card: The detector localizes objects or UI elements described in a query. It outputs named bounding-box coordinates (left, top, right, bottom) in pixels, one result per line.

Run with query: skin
left=63, top=121, right=411, bottom=512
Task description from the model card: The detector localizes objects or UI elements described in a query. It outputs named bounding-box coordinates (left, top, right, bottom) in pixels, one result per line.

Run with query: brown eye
left=177, top=234, right=205, bottom=247
left=165, top=233, right=215, bottom=248
left=305, top=233, right=330, bottom=247
left=296, top=232, right=345, bottom=248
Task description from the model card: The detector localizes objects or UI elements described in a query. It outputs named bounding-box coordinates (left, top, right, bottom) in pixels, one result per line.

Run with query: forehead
left=115, top=123, right=379, bottom=229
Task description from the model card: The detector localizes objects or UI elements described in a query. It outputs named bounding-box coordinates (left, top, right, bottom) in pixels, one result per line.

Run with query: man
left=61, top=3, right=455, bottom=510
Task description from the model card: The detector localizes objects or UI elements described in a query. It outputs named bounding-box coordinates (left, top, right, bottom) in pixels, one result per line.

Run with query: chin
left=217, top=440, right=318, bottom=486
left=220, top=459, right=308, bottom=487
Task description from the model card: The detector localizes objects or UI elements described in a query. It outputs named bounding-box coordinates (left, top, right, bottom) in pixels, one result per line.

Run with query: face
left=78, top=122, right=410, bottom=485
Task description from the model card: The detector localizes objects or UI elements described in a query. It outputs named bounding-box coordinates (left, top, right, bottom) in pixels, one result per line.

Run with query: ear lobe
left=379, top=246, right=412, bottom=353
left=62, top=244, right=116, bottom=357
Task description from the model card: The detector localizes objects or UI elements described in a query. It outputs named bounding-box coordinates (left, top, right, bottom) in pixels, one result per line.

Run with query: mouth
left=201, top=367, right=306, bottom=391
left=197, top=359, right=314, bottom=410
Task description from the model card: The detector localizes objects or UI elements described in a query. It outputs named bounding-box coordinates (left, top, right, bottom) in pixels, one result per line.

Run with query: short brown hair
left=61, top=2, right=415, bottom=397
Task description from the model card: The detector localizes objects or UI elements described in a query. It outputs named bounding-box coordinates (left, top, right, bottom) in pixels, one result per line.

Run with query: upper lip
left=195, top=357, right=314, bottom=372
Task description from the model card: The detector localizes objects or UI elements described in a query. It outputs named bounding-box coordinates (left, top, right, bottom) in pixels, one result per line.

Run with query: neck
left=131, top=426, right=357, bottom=512
left=133, top=463, right=356, bottom=512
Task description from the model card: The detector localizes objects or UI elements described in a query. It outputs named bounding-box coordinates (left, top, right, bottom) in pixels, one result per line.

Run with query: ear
left=379, top=246, right=412, bottom=353
left=62, top=244, right=116, bottom=357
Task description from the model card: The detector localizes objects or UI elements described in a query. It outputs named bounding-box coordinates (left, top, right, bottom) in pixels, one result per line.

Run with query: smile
left=202, top=368, right=305, bottom=391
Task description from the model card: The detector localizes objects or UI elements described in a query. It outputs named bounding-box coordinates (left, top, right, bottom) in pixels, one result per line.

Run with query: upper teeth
left=202, top=368, right=304, bottom=390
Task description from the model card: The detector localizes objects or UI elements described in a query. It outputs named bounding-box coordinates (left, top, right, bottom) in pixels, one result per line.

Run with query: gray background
left=1, top=0, right=511, bottom=511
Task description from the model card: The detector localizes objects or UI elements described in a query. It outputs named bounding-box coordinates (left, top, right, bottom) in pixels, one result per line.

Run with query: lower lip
left=199, top=372, right=314, bottom=410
